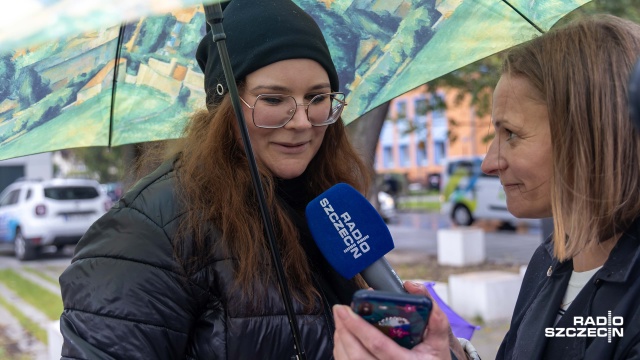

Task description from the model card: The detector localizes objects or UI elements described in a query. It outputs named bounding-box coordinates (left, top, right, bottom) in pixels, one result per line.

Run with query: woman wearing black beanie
left=58, top=0, right=371, bottom=359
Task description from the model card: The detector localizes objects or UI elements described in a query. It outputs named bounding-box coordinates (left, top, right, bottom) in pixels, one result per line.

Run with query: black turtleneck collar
left=275, top=171, right=313, bottom=213
left=274, top=172, right=361, bottom=306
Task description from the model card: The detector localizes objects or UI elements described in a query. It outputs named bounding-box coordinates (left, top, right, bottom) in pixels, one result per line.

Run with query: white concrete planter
left=437, top=227, right=486, bottom=266
left=449, top=271, right=522, bottom=322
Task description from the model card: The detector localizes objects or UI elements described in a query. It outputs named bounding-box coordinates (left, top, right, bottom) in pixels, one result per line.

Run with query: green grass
left=406, top=190, right=440, bottom=196
left=22, top=267, right=59, bottom=286
left=398, top=201, right=441, bottom=211
left=0, top=295, right=47, bottom=345
left=0, top=269, right=62, bottom=321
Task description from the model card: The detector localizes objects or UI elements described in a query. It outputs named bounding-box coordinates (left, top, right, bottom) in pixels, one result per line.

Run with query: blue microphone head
left=305, top=183, right=394, bottom=279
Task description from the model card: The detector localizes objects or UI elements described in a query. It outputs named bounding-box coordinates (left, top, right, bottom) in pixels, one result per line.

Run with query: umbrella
left=0, top=0, right=591, bottom=161
left=0, top=1, right=221, bottom=52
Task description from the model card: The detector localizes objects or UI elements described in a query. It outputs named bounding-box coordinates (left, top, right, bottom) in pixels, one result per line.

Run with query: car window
left=448, top=160, right=479, bottom=176
left=9, top=190, right=20, bottom=204
left=448, top=161, right=472, bottom=176
left=0, top=189, right=21, bottom=206
left=44, top=186, right=99, bottom=200
left=447, top=159, right=495, bottom=178
left=26, top=188, right=32, bottom=200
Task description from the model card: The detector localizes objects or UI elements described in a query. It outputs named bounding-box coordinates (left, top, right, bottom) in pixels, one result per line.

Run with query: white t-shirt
left=555, top=266, right=602, bottom=324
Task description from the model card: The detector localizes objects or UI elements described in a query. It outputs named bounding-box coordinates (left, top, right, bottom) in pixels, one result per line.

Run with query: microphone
left=305, top=183, right=406, bottom=293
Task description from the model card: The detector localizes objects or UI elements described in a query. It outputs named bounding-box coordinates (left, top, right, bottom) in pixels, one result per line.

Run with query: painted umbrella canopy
left=0, top=0, right=590, bottom=160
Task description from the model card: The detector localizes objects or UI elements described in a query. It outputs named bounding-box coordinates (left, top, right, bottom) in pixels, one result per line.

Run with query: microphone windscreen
left=305, top=183, right=394, bottom=279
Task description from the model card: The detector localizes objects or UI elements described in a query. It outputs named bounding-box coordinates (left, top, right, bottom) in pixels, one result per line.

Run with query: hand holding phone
left=351, top=289, right=432, bottom=349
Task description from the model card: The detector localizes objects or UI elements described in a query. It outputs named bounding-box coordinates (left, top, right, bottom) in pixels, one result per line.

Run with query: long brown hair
left=171, top=92, right=371, bottom=307
left=503, top=15, right=640, bottom=260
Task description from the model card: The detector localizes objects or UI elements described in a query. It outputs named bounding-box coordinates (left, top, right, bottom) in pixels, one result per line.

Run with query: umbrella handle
left=203, top=3, right=307, bottom=359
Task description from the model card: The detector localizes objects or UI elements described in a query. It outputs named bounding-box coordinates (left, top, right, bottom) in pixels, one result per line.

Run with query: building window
left=415, top=98, right=428, bottom=116
left=383, top=146, right=394, bottom=168
left=414, top=104, right=428, bottom=167
left=380, top=120, right=394, bottom=143
left=399, top=145, right=410, bottom=167
left=431, top=93, right=446, bottom=122
left=434, top=140, right=447, bottom=165
left=396, top=101, right=407, bottom=120
left=397, top=117, right=410, bottom=142
left=416, top=141, right=428, bottom=166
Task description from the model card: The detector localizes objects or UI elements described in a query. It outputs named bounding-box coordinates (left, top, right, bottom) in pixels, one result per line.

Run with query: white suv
left=0, top=178, right=111, bottom=260
left=440, top=156, right=539, bottom=228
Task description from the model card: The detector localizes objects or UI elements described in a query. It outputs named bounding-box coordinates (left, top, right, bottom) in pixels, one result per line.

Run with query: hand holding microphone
left=308, top=184, right=466, bottom=356
left=305, top=183, right=405, bottom=292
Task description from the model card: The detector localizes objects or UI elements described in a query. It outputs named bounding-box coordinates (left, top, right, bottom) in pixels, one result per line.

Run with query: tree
left=71, top=147, right=126, bottom=183
left=178, top=12, right=206, bottom=58
left=0, top=53, right=16, bottom=100
left=136, top=15, right=177, bottom=55
left=346, top=101, right=390, bottom=206
left=16, top=67, right=50, bottom=108
left=567, top=0, right=640, bottom=24
left=177, top=86, right=191, bottom=106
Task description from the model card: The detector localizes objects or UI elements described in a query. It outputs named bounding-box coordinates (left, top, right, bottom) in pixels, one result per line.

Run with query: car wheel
left=452, top=204, right=473, bottom=226
left=498, top=221, right=517, bottom=231
left=14, top=230, right=38, bottom=261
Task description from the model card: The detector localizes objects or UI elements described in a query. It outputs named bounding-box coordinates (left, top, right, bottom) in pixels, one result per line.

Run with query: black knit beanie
left=196, top=0, right=340, bottom=107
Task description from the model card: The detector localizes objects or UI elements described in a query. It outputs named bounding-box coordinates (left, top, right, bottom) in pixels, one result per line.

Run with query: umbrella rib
left=109, top=24, right=126, bottom=148
left=501, top=0, right=545, bottom=34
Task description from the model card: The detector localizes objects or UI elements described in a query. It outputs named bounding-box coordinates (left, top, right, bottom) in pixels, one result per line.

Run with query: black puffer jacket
left=59, top=159, right=358, bottom=359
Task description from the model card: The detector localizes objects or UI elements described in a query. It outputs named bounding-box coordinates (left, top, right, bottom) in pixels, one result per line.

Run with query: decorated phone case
left=351, top=289, right=432, bottom=349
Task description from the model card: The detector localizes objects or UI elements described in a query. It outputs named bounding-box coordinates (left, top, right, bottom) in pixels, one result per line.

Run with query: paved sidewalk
left=388, top=224, right=541, bottom=265
left=386, top=223, right=534, bottom=360
left=471, top=320, right=511, bottom=360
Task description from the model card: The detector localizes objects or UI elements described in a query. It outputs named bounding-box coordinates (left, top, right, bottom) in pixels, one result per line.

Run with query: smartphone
left=351, top=289, right=432, bottom=349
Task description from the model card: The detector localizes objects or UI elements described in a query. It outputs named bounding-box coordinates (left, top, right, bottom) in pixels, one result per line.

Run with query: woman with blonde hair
left=59, top=0, right=370, bottom=358
left=486, top=14, right=640, bottom=360
left=333, top=14, right=640, bottom=360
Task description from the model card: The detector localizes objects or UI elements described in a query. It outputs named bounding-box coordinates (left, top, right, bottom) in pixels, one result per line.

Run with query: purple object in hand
left=424, top=282, right=481, bottom=340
